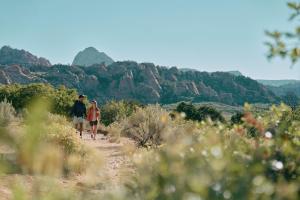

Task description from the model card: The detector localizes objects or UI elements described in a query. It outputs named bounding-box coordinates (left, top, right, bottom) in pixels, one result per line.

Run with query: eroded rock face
left=0, top=46, right=279, bottom=105
left=0, top=65, right=45, bottom=84
left=0, top=46, right=51, bottom=67
left=72, top=47, right=114, bottom=67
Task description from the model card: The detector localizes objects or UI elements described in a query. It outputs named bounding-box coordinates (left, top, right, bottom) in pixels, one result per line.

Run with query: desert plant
left=101, top=100, right=141, bottom=126
left=0, top=99, right=16, bottom=126
left=0, top=99, right=94, bottom=177
left=106, top=122, right=122, bottom=143
left=123, top=104, right=300, bottom=200
left=122, top=105, right=170, bottom=147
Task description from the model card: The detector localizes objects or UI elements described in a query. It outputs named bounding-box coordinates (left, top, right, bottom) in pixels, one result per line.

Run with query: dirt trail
left=82, top=132, right=135, bottom=189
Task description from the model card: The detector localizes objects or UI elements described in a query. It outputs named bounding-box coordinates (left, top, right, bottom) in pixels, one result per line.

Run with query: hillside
left=0, top=46, right=279, bottom=105
left=267, top=83, right=300, bottom=97
left=257, top=79, right=300, bottom=97
left=257, top=79, right=300, bottom=87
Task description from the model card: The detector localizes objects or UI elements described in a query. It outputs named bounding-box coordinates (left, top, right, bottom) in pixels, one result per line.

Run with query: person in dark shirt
left=71, top=94, right=87, bottom=138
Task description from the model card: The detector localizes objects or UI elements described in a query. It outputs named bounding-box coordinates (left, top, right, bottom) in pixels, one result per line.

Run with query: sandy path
left=81, top=132, right=135, bottom=189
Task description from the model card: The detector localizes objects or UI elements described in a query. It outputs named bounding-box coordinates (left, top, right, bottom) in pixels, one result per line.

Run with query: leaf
left=287, top=2, right=298, bottom=10
left=264, top=42, right=274, bottom=48
left=284, top=32, right=296, bottom=38
left=265, top=31, right=282, bottom=39
left=289, top=13, right=299, bottom=21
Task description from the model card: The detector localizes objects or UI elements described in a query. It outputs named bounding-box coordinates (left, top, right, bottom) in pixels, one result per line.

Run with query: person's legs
left=79, top=122, right=83, bottom=138
left=73, top=117, right=78, bottom=131
left=90, top=121, right=94, bottom=139
left=93, top=124, right=97, bottom=140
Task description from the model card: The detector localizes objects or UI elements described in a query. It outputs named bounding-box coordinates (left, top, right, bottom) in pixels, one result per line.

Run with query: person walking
left=87, top=100, right=100, bottom=140
left=71, top=94, right=87, bottom=138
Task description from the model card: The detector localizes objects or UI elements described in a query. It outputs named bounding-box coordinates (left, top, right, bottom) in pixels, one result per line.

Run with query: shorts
left=73, top=116, right=84, bottom=125
left=89, top=120, right=98, bottom=126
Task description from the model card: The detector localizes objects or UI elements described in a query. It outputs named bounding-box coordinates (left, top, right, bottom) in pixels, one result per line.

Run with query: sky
left=0, top=0, right=299, bottom=80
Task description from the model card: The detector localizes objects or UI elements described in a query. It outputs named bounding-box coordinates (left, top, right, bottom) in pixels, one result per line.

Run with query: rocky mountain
left=0, top=46, right=51, bottom=67
left=72, top=47, right=114, bottom=67
left=257, top=79, right=300, bottom=87
left=0, top=46, right=279, bottom=105
left=257, top=79, right=300, bottom=97
left=266, top=83, right=300, bottom=97
left=227, top=71, right=243, bottom=76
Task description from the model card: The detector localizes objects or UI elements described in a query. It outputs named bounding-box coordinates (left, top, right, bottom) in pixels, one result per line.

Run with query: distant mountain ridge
left=72, top=47, right=114, bottom=66
left=0, top=46, right=51, bottom=67
left=257, top=79, right=300, bottom=97
left=227, top=71, right=243, bottom=76
left=0, top=46, right=279, bottom=105
left=257, top=79, right=300, bottom=87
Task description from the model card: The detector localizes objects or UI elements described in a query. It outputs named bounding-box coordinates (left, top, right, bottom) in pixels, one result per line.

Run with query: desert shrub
left=44, top=113, right=86, bottom=155
left=0, top=99, right=93, bottom=176
left=0, top=83, right=78, bottom=116
left=231, top=112, right=244, bottom=125
left=197, top=106, right=225, bottom=122
left=123, top=104, right=300, bottom=200
left=176, top=102, right=225, bottom=122
left=122, top=105, right=170, bottom=147
left=106, top=122, right=122, bottom=143
left=0, top=99, right=16, bottom=126
left=101, top=100, right=141, bottom=126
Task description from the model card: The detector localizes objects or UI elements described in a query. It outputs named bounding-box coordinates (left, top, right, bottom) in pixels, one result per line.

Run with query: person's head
left=78, top=94, right=85, bottom=102
left=91, top=100, right=97, bottom=108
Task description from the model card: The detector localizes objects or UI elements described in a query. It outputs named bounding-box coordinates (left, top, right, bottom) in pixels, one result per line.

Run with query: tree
left=0, top=83, right=78, bottom=116
left=176, top=102, right=225, bottom=122
left=266, top=1, right=300, bottom=64
left=231, top=112, right=244, bottom=125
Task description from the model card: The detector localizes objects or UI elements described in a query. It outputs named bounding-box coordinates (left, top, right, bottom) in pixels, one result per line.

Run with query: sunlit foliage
left=266, top=1, right=300, bottom=64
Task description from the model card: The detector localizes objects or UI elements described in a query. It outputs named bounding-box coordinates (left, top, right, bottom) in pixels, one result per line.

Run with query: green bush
left=176, top=102, right=225, bottom=122
left=197, top=106, right=225, bottom=122
left=231, top=112, right=244, bottom=125
left=101, top=100, right=141, bottom=126
left=0, top=83, right=78, bottom=116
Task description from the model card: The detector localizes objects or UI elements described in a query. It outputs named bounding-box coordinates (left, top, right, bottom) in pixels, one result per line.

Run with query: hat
left=79, top=94, right=85, bottom=99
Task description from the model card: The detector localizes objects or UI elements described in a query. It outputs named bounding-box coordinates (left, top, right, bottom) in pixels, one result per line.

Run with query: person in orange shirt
left=87, top=100, right=100, bottom=140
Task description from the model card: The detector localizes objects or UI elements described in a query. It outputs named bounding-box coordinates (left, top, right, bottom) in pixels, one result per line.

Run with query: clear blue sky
left=0, top=0, right=299, bottom=80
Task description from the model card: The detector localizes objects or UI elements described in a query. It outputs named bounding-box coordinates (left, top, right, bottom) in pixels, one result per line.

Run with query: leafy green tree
left=101, top=100, right=141, bottom=126
left=0, top=83, right=78, bottom=116
left=176, top=102, right=225, bottom=122
left=176, top=102, right=198, bottom=120
left=197, top=106, right=225, bottom=122
left=231, top=112, right=244, bottom=125
left=266, top=1, right=300, bottom=64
